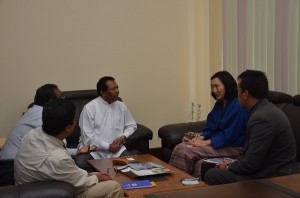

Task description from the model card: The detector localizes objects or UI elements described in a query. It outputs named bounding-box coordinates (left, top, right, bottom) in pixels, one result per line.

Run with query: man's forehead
left=106, top=80, right=118, bottom=87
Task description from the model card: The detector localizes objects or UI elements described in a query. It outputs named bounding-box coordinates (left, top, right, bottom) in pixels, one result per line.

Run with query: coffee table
left=87, top=154, right=206, bottom=197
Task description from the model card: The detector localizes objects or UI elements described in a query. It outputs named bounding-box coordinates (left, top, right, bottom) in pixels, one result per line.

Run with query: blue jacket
left=202, top=98, right=249, bottom=149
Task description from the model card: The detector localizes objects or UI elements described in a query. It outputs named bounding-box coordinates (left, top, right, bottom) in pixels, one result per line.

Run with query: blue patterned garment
left=203, top=97, right=249, bottom=149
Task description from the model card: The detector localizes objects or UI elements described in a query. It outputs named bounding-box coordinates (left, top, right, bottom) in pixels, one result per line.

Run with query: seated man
left=204, top=70, right=297, bottom=185
left=76, top=76, right=137, bottom=169
left=14, top=98, right=123, bottom=198
left=0, top=84, right=91, bottom=164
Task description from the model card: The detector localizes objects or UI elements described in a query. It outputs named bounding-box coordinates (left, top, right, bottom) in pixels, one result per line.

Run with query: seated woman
left=169, top=71, right=249, bottom=178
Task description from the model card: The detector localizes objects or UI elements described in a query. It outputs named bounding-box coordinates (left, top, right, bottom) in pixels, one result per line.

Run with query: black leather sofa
left=0, top=180, right=75, bottom=198
left=0, top=89, right=153, bottom=197
left=158, top=91, right=300, bottom=175
left=0, top=159, right=75, bottom=198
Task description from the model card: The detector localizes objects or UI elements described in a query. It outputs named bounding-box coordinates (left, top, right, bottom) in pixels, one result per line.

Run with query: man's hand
left=89, top=172, right=112, bottom=182
left=189, top=138, right=211, bottom=147
left=216, top=160, right=233, bottom=169
left=76, top=145, right=98, bottom=156
left=113, top=136, right=126, bottom=146
left=109, top=141, right=121, bottom=153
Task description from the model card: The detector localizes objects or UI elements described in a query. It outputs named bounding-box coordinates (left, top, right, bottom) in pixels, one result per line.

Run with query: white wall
left=0, top=0, right=216, bottom=148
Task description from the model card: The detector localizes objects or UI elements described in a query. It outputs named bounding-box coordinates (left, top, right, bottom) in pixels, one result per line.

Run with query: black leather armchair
left=158, top=121, right=206, bottom=163
left=0, top=159, right=75, bottom=198
left=0, top=181, right=75, bottom=198
left=63, top=89, right=153, bottom=154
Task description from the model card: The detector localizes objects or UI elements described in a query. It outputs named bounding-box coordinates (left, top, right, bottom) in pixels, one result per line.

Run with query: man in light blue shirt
left=0, top=84, right=89, bottom=160
left=0, top=84, right=62, bottom=159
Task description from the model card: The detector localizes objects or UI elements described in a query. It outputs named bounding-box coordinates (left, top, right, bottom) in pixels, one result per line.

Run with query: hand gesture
left=76, top=145, right=98, bottom=155
left=189, top=138, right=211, bottom=147
left=113, top=136, right=126, bottom=146
left=216, top=160, right=233, bottom=169
left=109, top=141, right=121, bottom=153
left=90, top=172, right=112, bottom=182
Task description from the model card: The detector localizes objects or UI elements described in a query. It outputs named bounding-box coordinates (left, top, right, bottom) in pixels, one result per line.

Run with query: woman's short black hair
left=42, top=98, right=76, bottom=136
left=211, top=71, right=237, bottom=101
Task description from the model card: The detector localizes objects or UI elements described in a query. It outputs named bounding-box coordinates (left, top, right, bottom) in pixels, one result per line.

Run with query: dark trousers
left=204, top=167, right=254, bottom=185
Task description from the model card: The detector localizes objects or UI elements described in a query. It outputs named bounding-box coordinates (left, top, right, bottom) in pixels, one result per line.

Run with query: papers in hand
left=203, top=157, right=236, bottom=164
left=121, top=180, right=153, bottom=189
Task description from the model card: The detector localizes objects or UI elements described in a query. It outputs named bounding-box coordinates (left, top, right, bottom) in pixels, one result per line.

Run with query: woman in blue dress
left=169, top=71, right=249, bottom=178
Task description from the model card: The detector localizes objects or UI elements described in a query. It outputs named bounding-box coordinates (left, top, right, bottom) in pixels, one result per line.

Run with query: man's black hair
left=96, top=76, right=115, bottom=95
left=42, top=98, right=76, bottom=136
left=237, top=70, right=269, bottom=99
left=34, top=84, right=59, bottom=107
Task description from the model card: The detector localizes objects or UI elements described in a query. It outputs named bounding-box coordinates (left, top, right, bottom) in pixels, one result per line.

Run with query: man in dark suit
left=204, top=70, right=296, bottom=185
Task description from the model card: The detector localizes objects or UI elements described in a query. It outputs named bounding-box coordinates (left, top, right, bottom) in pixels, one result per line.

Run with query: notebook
left=121, top=180, right=153, bottom=189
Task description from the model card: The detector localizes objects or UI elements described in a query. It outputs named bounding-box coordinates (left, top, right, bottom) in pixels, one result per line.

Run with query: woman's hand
left=189, top=138, right=211, bottom=147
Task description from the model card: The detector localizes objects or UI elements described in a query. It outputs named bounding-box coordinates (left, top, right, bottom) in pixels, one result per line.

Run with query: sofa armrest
left=0, top=181, right=75, bottom=198
left=158, top=121, right=206, bottom=150
left=124, top=124, right=153, bottom=153
left=126, top=124, right=153, bottom=144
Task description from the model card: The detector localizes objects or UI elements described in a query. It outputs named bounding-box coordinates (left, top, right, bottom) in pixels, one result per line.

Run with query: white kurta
left=79, top=97, right=137, bottom=159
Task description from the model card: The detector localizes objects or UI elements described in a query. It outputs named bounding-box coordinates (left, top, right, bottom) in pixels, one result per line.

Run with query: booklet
left=120, top=162, right=172, bottom=178
left=128, top=162, right=164, bottom=171
left=121, top=180, right=153, bottom=189
left=203, top=157, right=236, bottom=164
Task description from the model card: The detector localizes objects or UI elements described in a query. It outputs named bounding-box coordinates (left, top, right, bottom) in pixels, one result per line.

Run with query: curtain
left=222, top=0, right=300, bottom=95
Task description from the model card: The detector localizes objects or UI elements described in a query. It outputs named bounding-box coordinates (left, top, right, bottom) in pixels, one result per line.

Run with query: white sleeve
left=123, top=104, right=137, bottom=138
left=79, top=106, right=110, bottom=150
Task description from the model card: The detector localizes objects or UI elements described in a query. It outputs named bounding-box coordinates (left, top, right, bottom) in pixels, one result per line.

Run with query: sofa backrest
left=267, top=91, right=300, bottom=162
left=281, top=95, right=300, bottom=161
left=63, top=90, right=98, bottom=148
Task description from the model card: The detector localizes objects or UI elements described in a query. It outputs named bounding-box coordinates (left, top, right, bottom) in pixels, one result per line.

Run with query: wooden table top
left=144, top=174, right=300, bottom=198
left=259, top=173, right=300, bottom=195
left=88, top=154, right=206, bottom=197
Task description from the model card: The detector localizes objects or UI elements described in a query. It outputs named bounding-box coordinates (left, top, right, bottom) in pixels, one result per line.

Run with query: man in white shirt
left=14, top=98, right=123, bottom=198
left=76, top=76, right=137, bottom=169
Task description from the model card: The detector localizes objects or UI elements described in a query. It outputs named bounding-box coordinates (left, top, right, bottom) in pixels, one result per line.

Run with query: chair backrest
left=282, top=95, right=300, bottom=161
left=267, top=91, right=300, bottom=162
left=63, top=90, right=98, bottom=148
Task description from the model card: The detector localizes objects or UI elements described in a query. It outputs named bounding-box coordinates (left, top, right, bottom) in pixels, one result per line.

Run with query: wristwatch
left=226, top=164, right=230, bottom=170
left=122, top=135, right=127, bottom=144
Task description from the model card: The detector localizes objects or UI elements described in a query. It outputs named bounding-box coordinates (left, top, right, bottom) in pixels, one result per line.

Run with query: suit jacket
left=229, top=99, right=296, bottom=178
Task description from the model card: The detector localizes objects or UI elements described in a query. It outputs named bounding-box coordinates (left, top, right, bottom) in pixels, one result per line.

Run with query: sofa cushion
left=0, top=181, right=75, bottom=198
